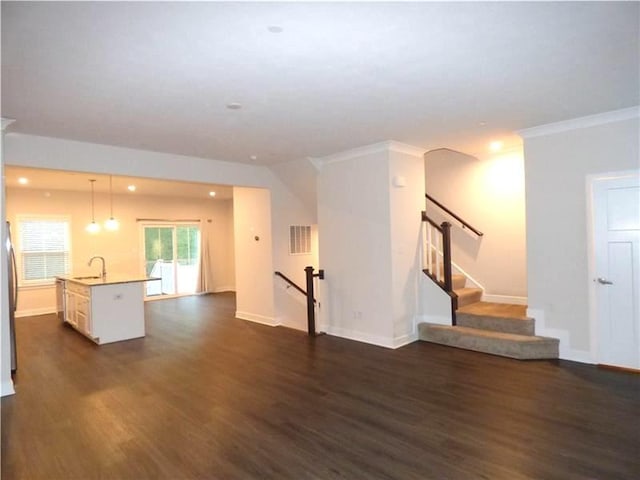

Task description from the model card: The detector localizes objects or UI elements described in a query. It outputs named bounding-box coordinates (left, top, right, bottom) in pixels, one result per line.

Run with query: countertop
left=57, top=275, right=160, bottom=287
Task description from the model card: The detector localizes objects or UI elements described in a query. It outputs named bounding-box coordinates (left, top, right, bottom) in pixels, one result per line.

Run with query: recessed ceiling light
left=226, top=102, right=242, bottom=110
left=249, top=155, right=258, bottom=161
left=127, top=185, right=136, bottom=192
left=209, top=191, right=216, bottom=197
left=479, top=121, right=487, bottom=127
left=267, top=25, right=284, bottom=33
left=489, top=141, right=503, bottom=152
left=18, top=177, right=28, bottom=185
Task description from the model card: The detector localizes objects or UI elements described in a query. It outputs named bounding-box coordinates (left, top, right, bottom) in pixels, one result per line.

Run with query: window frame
left=15, top=214, right=72, bottom=287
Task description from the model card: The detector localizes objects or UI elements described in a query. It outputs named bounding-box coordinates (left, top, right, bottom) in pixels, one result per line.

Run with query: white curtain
left=198, top=219, right=214, bottom=293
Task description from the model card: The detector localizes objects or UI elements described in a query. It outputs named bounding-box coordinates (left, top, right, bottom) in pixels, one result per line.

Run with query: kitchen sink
left=73, top=275, right=102, bottom=280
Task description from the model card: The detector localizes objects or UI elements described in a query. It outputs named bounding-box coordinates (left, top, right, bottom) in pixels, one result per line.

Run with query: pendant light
left=104, top=175, right=119, bottom=231
left=86, top=179, right=101, bottom=234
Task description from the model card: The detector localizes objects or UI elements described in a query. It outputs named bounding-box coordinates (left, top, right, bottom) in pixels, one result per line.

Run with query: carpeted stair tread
left=418, top=323, right=559, bottom=360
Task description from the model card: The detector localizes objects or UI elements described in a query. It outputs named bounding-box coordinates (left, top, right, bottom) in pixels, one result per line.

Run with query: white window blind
left=18, top=216, right=71, bottom=284
left=289, top=225, right=311, bottom=255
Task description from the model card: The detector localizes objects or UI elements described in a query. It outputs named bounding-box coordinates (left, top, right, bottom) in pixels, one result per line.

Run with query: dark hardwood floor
left=2, top=293, right=639, bottom=479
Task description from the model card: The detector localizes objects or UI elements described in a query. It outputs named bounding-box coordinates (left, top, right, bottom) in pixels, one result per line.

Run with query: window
left=289, top=225, right=311, bottom=255
left=17, top=215, right=71, bottom=284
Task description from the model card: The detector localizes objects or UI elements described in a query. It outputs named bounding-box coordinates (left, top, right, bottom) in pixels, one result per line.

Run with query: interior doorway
left=142, top=223, right=201, bottom=297
left=589, top=170, right=640, bottom=369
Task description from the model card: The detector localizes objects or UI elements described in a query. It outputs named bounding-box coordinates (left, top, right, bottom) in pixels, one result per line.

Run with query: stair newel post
left=441, top=222, right=456, bottom=325
left=304, top=266, right=325, bottom=336
left=441, top=221, right=453, bottom=293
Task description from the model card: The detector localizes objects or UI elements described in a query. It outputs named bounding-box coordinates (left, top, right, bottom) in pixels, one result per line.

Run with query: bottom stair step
left=418, top=323, right=559, bottom=360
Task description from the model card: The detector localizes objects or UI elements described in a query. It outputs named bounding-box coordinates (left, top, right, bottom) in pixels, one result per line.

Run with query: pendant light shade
left=104, top=175, right=119, bottom=231
left=86, top=179, right=101, bottom=234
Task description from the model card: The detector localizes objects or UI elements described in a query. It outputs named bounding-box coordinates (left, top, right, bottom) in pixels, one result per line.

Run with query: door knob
left=596, top=277, right=614, bottom=285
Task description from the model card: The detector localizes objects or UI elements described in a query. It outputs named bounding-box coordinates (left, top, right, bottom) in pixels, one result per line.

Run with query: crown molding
left=1, top=118, right=16, bottom=131
left=518, top=106, right=639, bottom=139
left=312, top=140, right=425, bottom=167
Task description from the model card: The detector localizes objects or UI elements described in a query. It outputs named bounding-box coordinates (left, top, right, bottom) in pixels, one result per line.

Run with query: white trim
left=312, top=140, right=425, bottom=166
left=1, top=380, right=15, bottom=397
left=306, top=156, right=323, bottom=172
left=392, top=332, right=419, bottom=349
left=324, top=325, right=396, bottom=349
left=481, top=294, right=528, bottom=305
left=278, top=317, right=306, bottom=332
left=213, top=286, right=235, bottom=293
left=323, top=327, right=417, bottom=350
left=235, top=311, right=280, bottom=327
left=17, top=283, right=56, bottom=291
left=16, top=307, right=55, bottom=318
left=415, top=313, right=451, bottom=326
left=527, top=307, right=595, bottom=364
left=1, top=118, right=15, bottom=130
left=518, top=106, right=640, bottom=139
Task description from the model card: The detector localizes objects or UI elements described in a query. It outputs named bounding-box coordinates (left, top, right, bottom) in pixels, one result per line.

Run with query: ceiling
left=4, top=166, right=234, bottom=200
left=2, top=2, right=638, bottom=165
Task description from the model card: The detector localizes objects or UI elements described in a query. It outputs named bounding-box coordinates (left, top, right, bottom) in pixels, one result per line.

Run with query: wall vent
left=289, top=225, right=311, bottom=255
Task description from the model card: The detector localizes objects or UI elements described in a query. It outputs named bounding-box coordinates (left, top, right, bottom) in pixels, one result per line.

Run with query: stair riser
left=456, top=290, right=482, bottom=307
left=456, top=313, right=534, bottom=336
left=418, top=325, right=559, bottom=360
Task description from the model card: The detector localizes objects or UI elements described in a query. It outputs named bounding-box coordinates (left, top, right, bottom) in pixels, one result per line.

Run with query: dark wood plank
left=2, top=293, right=639, bottom=479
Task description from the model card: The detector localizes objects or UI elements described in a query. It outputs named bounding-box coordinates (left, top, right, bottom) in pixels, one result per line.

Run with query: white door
left=592, top=172, right=640, bottom=369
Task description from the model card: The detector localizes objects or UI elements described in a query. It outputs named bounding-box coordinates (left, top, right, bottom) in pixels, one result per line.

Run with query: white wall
left=389, top=150, right=425, bottom=343
left=233, top=187, right=276, bottom=325
left=317, top=142, right=425, bottom=348
left=424, top=147, right=527, bottom=300
left=522, top=109, right=639, bottom=359
left=5, top=133, right=269, bottom=188
left=269, top=157, right=319, bottom=223
left=5, top=187, right=235, bottom=316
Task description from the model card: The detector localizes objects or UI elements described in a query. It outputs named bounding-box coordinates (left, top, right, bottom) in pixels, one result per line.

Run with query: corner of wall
left=527, top=307, right=594, bottom=364
left=1, top=380, right=15, bottom=397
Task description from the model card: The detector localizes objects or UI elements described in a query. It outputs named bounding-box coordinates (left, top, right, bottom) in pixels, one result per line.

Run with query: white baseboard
left=324, top=326, right=394, bottom=348
left=235, top=311, right=280, bottom=327
left=16, top=307, right=56, bottom=318
left=415, top=313, right=451, bottom=326
left=324, top=325, right=416, bottom=349
left=527, top=307, right=595, bottom=364
left=482, top=294, right=528, bottom=305
left=1, top=380, right=15, bottom=397
left=393, top=332, right=419, bottom=348
left=213, top=286, right=235, bottom=293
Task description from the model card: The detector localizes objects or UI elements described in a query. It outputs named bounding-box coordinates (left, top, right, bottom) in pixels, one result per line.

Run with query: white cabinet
left=62, top=279, right=146, bottom=344
left=64, top=282, right=92, bottom=337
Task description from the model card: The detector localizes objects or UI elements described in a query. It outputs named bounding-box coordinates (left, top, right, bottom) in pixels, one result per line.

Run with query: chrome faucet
left=88, top=256, right=106, bottom=278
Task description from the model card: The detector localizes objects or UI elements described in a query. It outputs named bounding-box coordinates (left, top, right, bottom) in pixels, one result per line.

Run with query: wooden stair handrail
left=274, top=271, right=313, bottom=301
left=425, top=193, right=483, bottom=237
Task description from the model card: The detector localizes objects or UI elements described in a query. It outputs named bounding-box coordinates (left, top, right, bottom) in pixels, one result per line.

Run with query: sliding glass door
left=142, top=224, right=200, bottom=297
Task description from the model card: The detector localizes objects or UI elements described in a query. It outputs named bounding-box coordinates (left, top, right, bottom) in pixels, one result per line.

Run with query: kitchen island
left=57, top=275, right=158, bottom=344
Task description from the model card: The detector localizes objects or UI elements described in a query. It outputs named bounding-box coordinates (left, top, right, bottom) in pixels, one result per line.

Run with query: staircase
left=419, top=298, right=559, bottom=360
left=419, top=196, right=559, bottom=360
